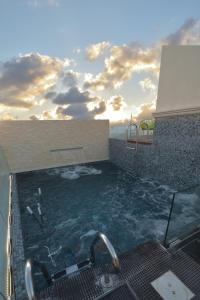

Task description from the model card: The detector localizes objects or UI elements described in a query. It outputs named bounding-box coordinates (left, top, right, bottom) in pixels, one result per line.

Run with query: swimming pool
left=17, top=161, right=174, bottom=290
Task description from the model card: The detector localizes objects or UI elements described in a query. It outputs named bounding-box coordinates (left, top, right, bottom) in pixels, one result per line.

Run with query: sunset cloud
left=31, top=98, right=107, bottom=120
left=109, top=95, right=125, bottom=111
left=84, top=18, right=200, bottom=92
left=139, top=78, right=157, bottom=93
left=86, top=41, right=111, bottom=61
left=30, top=107, right=68, bottom=120
left=45, top=84, right=107, bottom=120
left=1, top=18, right=200, bottom=122
left=135, top=102, right=156, bottom=123
left=60, top=70, right=79, bottom=88
left=0, top=53, right=66, bottom=109
left=84, top=44, right=159, bottom=90
left=0, top=112, right=17, bottom=120
left=56, top=100, right=106, bottom=120
left=46, top=86, right=99, bottom=105
left=162, top=18, right=200, bottom=45
left=30, top=114, right=39, bottom=120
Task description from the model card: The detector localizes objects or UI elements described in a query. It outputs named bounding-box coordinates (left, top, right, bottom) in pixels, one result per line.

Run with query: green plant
left=140, top=119, right=155, bottom=131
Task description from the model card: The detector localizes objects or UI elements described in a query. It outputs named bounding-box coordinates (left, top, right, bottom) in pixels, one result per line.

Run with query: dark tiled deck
left=38, top=241, right=200, bottom=299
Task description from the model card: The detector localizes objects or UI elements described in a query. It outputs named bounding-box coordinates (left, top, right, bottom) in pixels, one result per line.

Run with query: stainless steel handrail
left=90, top=232, right=120, bottom=272
left=25, top=260, right=36, bottom=300
left=25, top=259, right=52, bottom=299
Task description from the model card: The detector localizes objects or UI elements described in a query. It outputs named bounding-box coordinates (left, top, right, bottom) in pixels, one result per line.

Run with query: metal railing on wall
left=109, top=118, right=155, bottom=142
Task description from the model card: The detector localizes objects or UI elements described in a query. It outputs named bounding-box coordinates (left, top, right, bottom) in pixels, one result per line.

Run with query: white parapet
left=154, top=45, right=200, bottom=118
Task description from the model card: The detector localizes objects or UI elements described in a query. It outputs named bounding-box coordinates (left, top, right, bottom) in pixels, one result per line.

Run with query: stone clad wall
left=11, top=175, right=26, bottom=300
left=110, top=113, right=200, bottom=189
left=0, top=120, right=109, bottom=173
left=109, top=139, right=157, bottom=182
left=109, top=139, right=138, bottom=175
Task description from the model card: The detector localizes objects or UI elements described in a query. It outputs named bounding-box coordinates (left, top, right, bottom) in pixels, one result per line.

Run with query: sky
left=0, top=0, right=200, bottom=122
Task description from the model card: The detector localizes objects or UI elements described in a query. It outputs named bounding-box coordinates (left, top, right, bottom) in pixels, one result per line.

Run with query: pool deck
left=39, top=240, right=200, bottom=299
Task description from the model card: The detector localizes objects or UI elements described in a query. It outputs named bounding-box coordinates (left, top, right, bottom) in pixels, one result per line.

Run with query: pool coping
left=11, top=174, right=26, bottom=300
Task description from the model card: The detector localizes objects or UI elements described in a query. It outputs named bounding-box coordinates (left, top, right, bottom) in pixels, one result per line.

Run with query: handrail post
left=25, top=259, right=52, bottom=300
left=25, top=259, right=36, bottom=300
left=90, top=232, right=120, bottom=273
left=163, top=192, right=176, bottom=247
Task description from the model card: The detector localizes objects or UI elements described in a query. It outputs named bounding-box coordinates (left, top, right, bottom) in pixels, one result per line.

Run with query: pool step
left=38, top=240, right=200, bottom=299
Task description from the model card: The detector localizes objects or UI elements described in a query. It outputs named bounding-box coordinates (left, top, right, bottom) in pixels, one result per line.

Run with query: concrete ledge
left=153, top=106, right=200, bottom=118
left=127, top=140, right=153, bottom=145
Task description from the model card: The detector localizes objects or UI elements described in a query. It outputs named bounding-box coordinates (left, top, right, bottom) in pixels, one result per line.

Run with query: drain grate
left=39, top=241, right=200, bottom=299
left=94, top=283, right=138, bottom=300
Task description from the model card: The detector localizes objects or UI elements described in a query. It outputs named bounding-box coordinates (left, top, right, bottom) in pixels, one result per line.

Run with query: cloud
left=162, top=18, right=200, bottom=45
left=84, top=18, right=200, bottom=92
left=60, top=70, right=79, bottom=88
left=46, top=86, right=99, bottom=105
left=73, top=48, right=81, bottom=54
left=30, top=108, right=68, bottom=120
left=42, top=110, right=54, bottom=119
left=84, top=44, right=158, bottom=90
left=56, top=100, right=106, bottom=120
left=0, top=53, right=66, bottom=109
left=0, top=112, right=17, bottom=120
left=44, top=84, right=107, bottom=120
left=109, top=95, right=125, bottom=111
left=56, top=104, right=90, bottom=119
left=92, top=101, right=106, bottom=115
left=27, top=0, right=59, bottom=7
left=30, top=111, right=53, bottom=120
left=2, top=18, right=200, bottom=122
left=86, top=41, right=111, bottom=61
left=30, top=114, right=39, bottom=120
left=135, top=102, right=155, bottom=123
left=139, top=78, right=157, bottom=92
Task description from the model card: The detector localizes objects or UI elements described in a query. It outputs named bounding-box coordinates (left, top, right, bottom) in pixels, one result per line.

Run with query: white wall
left=155, top=46, right=200, bottom=117
left=0, top=120, right=109, bottom=173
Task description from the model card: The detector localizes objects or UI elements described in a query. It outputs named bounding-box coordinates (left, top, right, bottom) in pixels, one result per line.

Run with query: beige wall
left=0, top=120, right=109, bottom=173
left=154, top=46, right=200, bottom=117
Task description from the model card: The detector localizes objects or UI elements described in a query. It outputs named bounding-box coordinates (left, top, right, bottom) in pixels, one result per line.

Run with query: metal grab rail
left=90, top=232, right=120, bottom=273
left=25, top=259, right=52, bottom=300
left=25, top=260, right=35, bottom=300
left=25, top=233, right=120, bottom=299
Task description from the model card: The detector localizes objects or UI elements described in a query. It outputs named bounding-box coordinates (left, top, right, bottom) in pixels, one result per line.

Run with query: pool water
left=18, top=161, right=174, bottom=289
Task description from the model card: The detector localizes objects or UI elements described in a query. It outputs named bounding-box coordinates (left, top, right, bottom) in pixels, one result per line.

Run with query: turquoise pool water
left=18, top=161, right=174, bottom=289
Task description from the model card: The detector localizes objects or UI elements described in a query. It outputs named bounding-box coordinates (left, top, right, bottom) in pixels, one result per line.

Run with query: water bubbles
left=47, top=165, right=102, bottom=180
